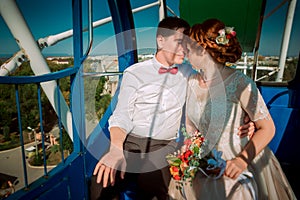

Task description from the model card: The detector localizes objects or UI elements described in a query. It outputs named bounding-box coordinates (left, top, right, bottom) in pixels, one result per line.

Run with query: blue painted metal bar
left=71, top=0, right=84, bottom=155
left=37, top=84, right=48, bottom=176
left=71, top=0, right=89, bottom=198
left=81, top=0, right=94, bottom=63
left=92, top=1, right=138, bottom=198
left=14, top=84, right=29, bottom=189
left=1, top=0, right=87, bottom=197
left=0, top=67, right=77, bottom=84
left=6, top=153, right=84, bottom=199
left=85, top=0, right=138, bottom=175
left=56, top=80, right=65, bottom=163
left=108, top=0, right=137, bottom=72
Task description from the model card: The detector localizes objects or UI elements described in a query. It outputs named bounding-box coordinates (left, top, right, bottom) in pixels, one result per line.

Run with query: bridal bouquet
left=166, top=127, right=226, bottom=184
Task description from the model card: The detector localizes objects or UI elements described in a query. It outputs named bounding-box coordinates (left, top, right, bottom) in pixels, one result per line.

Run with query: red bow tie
left=158, top=67, right=178, bottom=74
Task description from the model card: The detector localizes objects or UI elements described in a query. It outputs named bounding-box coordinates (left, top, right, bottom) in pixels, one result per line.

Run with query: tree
left=3, top=126, right=10, bottom=142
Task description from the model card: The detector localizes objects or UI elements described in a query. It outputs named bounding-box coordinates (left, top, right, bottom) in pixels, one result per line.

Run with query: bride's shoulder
left=188, top=73, right=197, bottom=79
left=188, top=73, right=199, bottom=83
left=225, top=68, right=245, bottom=80
left=225, top=68, right=256, bottom=88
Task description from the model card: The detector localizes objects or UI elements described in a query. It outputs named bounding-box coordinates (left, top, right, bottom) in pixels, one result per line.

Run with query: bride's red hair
left=189, top=18, right=242, bottom=64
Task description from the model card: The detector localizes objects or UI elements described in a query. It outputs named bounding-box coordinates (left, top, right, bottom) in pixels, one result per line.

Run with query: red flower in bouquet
left=181, top=150, right=192, bottom=163
left=166, top=127, right=226, bottom=185
left=170, top=166, right=181, bottom=181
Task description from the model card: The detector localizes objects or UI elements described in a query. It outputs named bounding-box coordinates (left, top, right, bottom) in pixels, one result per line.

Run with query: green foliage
left=95, top=76, right=112, bottom=119
left=13, top=61, right=34, bottom=76
left=30, top=153, right=43, bottom=166
left=95, top=94, right=111, bottom=120
left=9, top=134, right=18, bottom=145
left=50, top=144, right=60, bottom=154
left=0, top=57, right=113, bottom=156
left=283, top=58, right=298, bottom=81
left=3, top=126, right=10, bottom=141
left=62, top=129, right=73, bottom=153
left=95, top=76, right=107, bottom=96
left=256, top=57, right=298, bottom=82
left=0, top=140, right=20, bottom=151
left=0, top=84, right=15, bottom=127
left=84, top=75, right=112, bottom=121
left=0, top=60, right=72, bottom=133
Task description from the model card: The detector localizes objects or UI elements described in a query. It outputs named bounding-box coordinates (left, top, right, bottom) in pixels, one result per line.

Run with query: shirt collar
left=152, top=56, right=177, bottom=70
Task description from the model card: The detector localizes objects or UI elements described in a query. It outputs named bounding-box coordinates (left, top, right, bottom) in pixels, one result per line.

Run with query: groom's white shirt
left=108, top=57, right=193, bottom=140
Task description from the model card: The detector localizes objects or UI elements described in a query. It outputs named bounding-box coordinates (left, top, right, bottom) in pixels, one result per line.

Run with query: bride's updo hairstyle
left=189, top=18, right=242, bottom=64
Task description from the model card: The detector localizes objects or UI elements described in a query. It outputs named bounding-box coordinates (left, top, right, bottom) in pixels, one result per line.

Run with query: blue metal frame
left=108, top=0, right=137, bottom=72
left=56, top=80, right=65, bottom=163
left=14, top=84, right=29, bottom=189
left=258, top=53, right=300, bottom=165
left=0, top=67, right=78, bottom=84
left=3, top=0, right=139, bottom=198
left=37, top=84, right=48, bottom=176
left=1, top=0, right=299, bottom=199
left=85, top=0, right=138, bottom=177
left=2, top=0, right=89, bottom=198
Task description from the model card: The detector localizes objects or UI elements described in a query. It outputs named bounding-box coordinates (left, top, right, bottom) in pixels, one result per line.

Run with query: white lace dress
left=168, top=71, right=296, bottom=200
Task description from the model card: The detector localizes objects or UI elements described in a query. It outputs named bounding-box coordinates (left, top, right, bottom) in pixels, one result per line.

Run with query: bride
left=168, top=18, right=296, bottom=200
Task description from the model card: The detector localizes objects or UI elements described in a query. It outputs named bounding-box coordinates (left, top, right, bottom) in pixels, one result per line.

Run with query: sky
left=0, top=0, right=299, bottom=58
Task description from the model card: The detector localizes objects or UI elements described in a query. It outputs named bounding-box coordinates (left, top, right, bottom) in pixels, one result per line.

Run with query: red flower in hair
left=226, top=34, right=233, bottom=39
left=216, top=27, right=236, bottom=45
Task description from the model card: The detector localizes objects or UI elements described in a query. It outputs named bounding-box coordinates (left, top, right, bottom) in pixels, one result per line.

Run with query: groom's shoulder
left=125, top=59, right=152, bottom=73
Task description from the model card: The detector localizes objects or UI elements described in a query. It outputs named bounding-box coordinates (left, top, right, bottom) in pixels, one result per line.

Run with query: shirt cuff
left=108, top=115, right=133, bottom=134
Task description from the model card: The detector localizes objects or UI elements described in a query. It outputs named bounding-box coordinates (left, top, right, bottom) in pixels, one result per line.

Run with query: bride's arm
left=239, top=115, right=275, bottom=161
left=225, top=74, right=275, bottom=179
left=225, top=115, right=275, bottom=179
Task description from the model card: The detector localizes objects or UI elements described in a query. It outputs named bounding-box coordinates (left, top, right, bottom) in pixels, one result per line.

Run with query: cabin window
left=235, top=54, right=298, bottom=83
left=0, top=0, right=74, bottom=192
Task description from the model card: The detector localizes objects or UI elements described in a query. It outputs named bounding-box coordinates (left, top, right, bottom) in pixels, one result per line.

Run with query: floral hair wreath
left=215, top=27, right=236, bottom=45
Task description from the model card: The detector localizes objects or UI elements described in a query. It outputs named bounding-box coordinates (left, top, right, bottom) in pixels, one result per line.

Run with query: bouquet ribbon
left=238, top=172, right=258, bottom=200
left=198, top=148, right=226, bottom=179
left=199, top=149, right=257, bottom=199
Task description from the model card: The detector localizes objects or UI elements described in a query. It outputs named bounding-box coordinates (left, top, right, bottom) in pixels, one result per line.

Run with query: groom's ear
left=157, top=35, right=164, bottom=50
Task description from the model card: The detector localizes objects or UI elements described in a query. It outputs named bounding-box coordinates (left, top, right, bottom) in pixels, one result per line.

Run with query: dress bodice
left=169, top=70, right=296, bottom=200
left=186, top=71, right=270, bottom=159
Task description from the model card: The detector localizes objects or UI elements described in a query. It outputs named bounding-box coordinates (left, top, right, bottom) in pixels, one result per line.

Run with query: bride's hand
left=224, top=157, right=248, bottom=179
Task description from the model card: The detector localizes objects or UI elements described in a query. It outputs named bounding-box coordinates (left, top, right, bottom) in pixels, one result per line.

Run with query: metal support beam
left=159, top=0, right=167, bottom=20
left=108, top=0, right=138, bottom=72
left=0, top=0, right=73, bottom=139
left=276, top=0, right=297, bottom=81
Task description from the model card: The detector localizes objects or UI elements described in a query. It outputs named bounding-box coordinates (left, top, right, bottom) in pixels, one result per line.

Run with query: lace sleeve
left=237, top=73, right=270, bottom=121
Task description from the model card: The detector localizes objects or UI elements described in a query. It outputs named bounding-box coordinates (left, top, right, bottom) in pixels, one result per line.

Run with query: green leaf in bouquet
left=166, top=154, right=181, bottom=166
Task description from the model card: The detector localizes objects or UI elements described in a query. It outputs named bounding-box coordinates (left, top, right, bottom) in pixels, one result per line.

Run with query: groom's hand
left=93, top=148, right=126, bottom=188
left=237, top=115, right=255, bottom=138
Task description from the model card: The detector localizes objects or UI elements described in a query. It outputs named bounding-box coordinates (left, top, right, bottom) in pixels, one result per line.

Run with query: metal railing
left=0, top=1, right=169, bottom=197
left=0, top=67, right=77, bottom=192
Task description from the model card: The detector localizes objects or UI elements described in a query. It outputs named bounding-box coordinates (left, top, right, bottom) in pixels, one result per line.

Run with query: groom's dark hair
left=156, top=16, right=190, bottom=37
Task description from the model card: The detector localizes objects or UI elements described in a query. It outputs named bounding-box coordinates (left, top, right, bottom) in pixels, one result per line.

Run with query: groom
left=90, top=16, right=254, bottom=200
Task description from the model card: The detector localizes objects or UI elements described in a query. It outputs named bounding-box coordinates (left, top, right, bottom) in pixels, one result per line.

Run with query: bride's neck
left=199, top=63, right=224, bottom=82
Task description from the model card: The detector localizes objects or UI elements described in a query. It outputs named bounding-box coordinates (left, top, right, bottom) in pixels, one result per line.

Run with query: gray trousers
left=89, top=134, right=178, bottom=200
